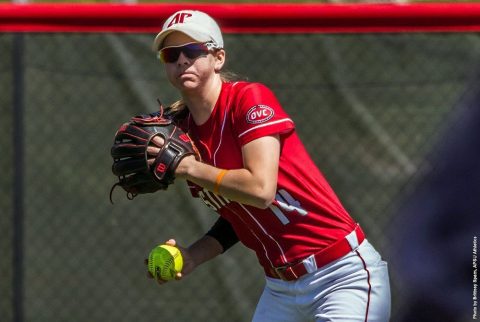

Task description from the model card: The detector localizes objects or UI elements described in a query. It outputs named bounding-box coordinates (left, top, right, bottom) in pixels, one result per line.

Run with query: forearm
left=179, top=159, right=275, bottom=209
left=188, top=235, right=224, bottom=267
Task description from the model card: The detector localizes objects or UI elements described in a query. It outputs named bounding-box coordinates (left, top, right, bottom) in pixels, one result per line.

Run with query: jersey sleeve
left=232, top=83, right=295, bottom=146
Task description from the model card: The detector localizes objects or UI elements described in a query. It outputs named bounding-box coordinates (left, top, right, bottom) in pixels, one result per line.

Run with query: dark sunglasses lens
left=159, top=47, right=181, bottom=63
left=160, top=43, right=209, bottom=63
left=183, top=44, right=209, bottom=59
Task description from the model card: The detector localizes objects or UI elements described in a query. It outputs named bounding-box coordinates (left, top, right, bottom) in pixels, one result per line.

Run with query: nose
left=177, top=51, right=191, bottom=65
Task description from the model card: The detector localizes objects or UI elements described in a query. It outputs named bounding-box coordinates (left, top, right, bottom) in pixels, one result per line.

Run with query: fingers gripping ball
left=148, top=245, right=183, bottom=281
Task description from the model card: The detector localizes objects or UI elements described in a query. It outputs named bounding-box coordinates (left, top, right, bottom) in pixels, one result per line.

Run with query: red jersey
left=184, top=81, right=357, bottom=274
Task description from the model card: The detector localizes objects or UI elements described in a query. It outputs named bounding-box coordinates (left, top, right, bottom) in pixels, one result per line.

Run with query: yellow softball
left=148, top=244, right=183, bottom=281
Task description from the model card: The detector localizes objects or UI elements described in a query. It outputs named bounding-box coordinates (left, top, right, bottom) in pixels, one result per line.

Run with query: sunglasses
left=158, top=42, right=211, bottom=63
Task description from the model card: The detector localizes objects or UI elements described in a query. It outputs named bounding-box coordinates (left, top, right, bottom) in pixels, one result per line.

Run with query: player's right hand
left=144, top=239, right=195, bottom=285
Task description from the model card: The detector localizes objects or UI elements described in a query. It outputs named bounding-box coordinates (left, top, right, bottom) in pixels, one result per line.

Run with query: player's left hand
left=110, top=110, right=199, bottom=202
left=147, top=137, right=197, bottom=180
left=146, top=136, right=165, bottom=166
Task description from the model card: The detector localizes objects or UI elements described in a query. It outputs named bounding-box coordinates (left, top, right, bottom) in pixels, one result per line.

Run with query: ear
left=213, top=49, right=226, bottom=72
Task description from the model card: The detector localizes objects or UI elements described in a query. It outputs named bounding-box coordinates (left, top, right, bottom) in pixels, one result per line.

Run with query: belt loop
left=274, top=266, right=291, bottom=281
left=345, top=225, right=360, bottom=250
left=302, top=254, right=318, bottom=274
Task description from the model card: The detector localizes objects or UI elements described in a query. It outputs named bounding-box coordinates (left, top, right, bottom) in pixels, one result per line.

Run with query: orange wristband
left=214, top=169, right=228, bottom=195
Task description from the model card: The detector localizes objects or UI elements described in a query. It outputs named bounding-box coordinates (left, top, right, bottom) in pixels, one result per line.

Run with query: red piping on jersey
left=355, top=250, right=372, bottom=322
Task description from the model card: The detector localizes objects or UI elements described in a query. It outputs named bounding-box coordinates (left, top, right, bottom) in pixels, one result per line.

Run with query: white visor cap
left=153, top=10, right=224, bottom=51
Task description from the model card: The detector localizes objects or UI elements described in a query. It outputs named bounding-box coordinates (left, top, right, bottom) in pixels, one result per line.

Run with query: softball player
left=149, top=10, right=391, bottom=321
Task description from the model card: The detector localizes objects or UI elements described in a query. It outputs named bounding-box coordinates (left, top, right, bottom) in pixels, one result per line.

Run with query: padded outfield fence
left=1, top=3, right=480, bottom=322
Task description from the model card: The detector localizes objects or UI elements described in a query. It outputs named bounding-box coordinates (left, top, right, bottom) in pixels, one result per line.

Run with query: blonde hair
left=168, top=71, right=245, bottom=113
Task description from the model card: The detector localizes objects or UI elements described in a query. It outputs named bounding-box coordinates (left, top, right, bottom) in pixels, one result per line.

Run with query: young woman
left=148, top=10, right=391, bottom=322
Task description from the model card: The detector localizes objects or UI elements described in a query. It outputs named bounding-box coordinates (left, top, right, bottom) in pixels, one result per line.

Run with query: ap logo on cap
left=167, top=12, right=193, bottom=28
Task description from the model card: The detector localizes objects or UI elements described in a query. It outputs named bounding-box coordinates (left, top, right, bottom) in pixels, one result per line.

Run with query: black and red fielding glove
left=110, top=107, right=198, bottom=202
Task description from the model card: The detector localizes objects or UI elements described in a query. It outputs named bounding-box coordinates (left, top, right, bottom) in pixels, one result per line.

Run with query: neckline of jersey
left=189, top=81, right=230, bottom=138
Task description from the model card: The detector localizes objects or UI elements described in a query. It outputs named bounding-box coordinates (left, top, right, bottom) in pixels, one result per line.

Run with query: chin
left=177, top=81, right=200, bottom=91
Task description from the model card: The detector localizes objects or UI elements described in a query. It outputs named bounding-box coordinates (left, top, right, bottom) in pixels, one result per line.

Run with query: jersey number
left=269, top=189, right=307, bottom=225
